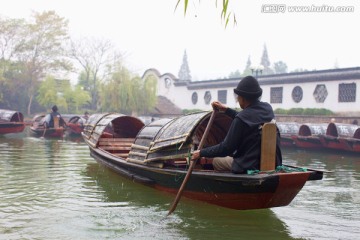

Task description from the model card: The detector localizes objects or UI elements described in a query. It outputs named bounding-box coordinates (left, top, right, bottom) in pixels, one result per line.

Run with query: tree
left=15, top=11, right=71, bottom=115
left=178, top=50, right=192, bottom=81
left=0, top=17, right=26, bottom=108
left=36, top=76, right=59, bottom=110
left=260, top=44, right=274, bottom=75
left=62, top=84, right=91, bottom=113
left=0, top=59, right=31, bottom=113
left=273, top=61, right=288, bottom=74
left=37, top=75, right=90, bottom=113
left=291, top=68, right=308, bottom=73
left=99, top=64, right=157, bottom=115
left=0, top=17, right=25, bottom=65
left=175, top=0, right=236, bottom=28
left=228, top=70, right=241, bottom=78
left=69, top=37, right=117, bottom=110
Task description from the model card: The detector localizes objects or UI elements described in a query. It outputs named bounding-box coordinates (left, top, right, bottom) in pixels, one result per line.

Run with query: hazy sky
left=1, top=0, right=359, bottom=81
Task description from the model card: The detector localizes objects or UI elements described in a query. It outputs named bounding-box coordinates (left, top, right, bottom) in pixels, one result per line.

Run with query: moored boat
left=291, top=123, right=328, bottom=149
left=320, top=122, right=359, bottom=152
left=339, top=127, right=360, bottom=153
left=82, top=112, right=324, bottom=211
left=277, top=122, right=300, bottom=147
left=64, top=114, right=88, bottom=136
left=0, top=109, right=26, bottom=134
left=29, top=114, right=66, bottom=138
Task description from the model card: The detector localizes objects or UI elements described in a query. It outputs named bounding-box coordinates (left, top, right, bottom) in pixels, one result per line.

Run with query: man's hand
left=191, top=150, right=201, bottom=161
left=211, top=101, right=227, bottom=112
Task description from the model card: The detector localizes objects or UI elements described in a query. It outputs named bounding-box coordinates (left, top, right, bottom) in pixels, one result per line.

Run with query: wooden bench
left=260, top=122, right=277, bottom=171
left=98, top=138, right=135, bottom=158
left=54, top=116, right=59, bottom=128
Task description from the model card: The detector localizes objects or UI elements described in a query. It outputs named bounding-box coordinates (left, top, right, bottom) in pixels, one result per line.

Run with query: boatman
left=191, top=76, right=282, bottom=173
left=44, top=105, right=66, bottom=128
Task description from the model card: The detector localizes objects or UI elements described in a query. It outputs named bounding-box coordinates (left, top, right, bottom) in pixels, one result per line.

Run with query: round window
left=292, top=86, right=303, bottom=103
left=191, top=92, right=198, bottom=104
left=204, top=91, right=212, bottom=104
left=164, top=78, right=171, bottom=88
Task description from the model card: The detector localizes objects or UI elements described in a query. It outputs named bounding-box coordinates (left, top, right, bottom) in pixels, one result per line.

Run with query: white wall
left=144, top=69, right=360, bottom=114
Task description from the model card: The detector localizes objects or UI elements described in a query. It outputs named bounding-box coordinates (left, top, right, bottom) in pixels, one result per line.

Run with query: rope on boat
left=247, top=165, right=307, bottom=175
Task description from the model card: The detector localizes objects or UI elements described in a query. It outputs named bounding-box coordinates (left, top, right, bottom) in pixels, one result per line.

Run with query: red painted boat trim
left=320, top=136, right=350, bottom=151
left=67, top=123, right=83, bottom=135
left=0, top=123, right=25, bottom=134
left=292, top=136, right=323, bottom=149
left=30, top=127, right=65, bottom=138
left=338, top=138, right=360, bottom=153
left=154, top=172, right=310, bottom=210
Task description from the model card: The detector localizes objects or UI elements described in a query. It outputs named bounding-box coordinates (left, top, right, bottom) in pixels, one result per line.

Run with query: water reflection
left=64, top=134, right=84, bottom=143
left=274, top=148, right=360, bottom=240
left=84, top=163, right=295, bottom=240
left=0, top=134, right=24, bottom=147
left=0, top=136, right=359, bottom=240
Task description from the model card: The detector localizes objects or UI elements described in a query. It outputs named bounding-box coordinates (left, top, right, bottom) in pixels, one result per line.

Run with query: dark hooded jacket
left=200, top=100, right=282, bottom=173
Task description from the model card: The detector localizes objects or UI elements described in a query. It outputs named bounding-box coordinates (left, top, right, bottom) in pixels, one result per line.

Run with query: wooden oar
left=41, top=125, right=47, bottom=138
left=167, top=110, right=216, bottom=216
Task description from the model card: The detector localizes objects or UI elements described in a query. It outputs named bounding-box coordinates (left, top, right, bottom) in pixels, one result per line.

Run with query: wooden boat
left=82, top=112, right=324, bottom=211
left=277, top=122, right=300, bottom=147
left=291, top=123, right=328, bottom=149
left=29, top=114, right=66, bottom=138
left=64, top=114, right=88, bottom=136
left=320, top=122, right=359, bottom=152
left=339, top=127, right=360, bottom=153
left=0, top=109, right=26, bottom=134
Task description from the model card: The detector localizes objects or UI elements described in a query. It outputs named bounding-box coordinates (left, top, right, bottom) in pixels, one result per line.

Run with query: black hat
left=52, top=105, right=58, bottom=112
left=233, top=76, right=262, bottom=99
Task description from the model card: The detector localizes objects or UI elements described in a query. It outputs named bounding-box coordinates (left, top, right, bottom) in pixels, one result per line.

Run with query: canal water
left=0, top=129, right=359, bottom=240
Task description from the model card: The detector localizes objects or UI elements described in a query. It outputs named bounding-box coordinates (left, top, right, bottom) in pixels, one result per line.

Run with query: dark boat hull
left=0, top=109, right=25, bottom=134
left=30, top=127, right=65, bottom=138
left=280, top=136, right=296, bottom=147
left=90, top=147, right=317, bottom=210
left=0, top=123, right=25, bottom=134
left=66, top=122, right=83, bottom=136
left=339, top=138, right=360, bottom=153
left=292, top=136, right=323, bottom=149
left=320, top=135, right=348, bottom=151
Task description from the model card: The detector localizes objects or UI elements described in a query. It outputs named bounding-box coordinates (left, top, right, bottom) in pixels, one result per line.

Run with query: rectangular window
left=218, top=90, right=227, bottom=104
left=338, top=83, right=356, bottom=102
left=270, top=87, right=283, bottom=103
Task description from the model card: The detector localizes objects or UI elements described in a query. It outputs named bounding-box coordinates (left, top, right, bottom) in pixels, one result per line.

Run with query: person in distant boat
left=44, top=105, right=66, bottom=128
left=83, top=111, right=90, bottom=120
left=191, top=75, right=282, bottom=173
left=78, top=111, right=90, bottom=126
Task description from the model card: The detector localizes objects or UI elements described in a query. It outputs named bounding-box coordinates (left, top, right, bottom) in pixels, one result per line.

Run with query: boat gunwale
left=89, top=143, right=318, bottom=181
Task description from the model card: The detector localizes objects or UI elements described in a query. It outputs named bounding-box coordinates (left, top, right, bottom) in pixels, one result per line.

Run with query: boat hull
left=90, top=147, right=315, bottom=210
left=66, top=122, right=83, bottom=136
left=320, top=135, right=349, bottom=151
left=0, top=123, right=25, bottom=134
left=292, top=136, right=323, bottom=149
left=30, top=127, right=65, bottom=138
left=280, top=136, right=296, bottom=147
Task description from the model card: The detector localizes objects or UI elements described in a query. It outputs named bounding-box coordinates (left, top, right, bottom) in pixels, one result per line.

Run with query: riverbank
left=275, top=114, right=359, bottom=124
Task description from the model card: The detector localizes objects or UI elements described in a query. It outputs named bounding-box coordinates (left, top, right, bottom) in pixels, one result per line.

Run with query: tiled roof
left=150, top=96, right=182, bottom=117
left=186, top=67, right=360, bottom=90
